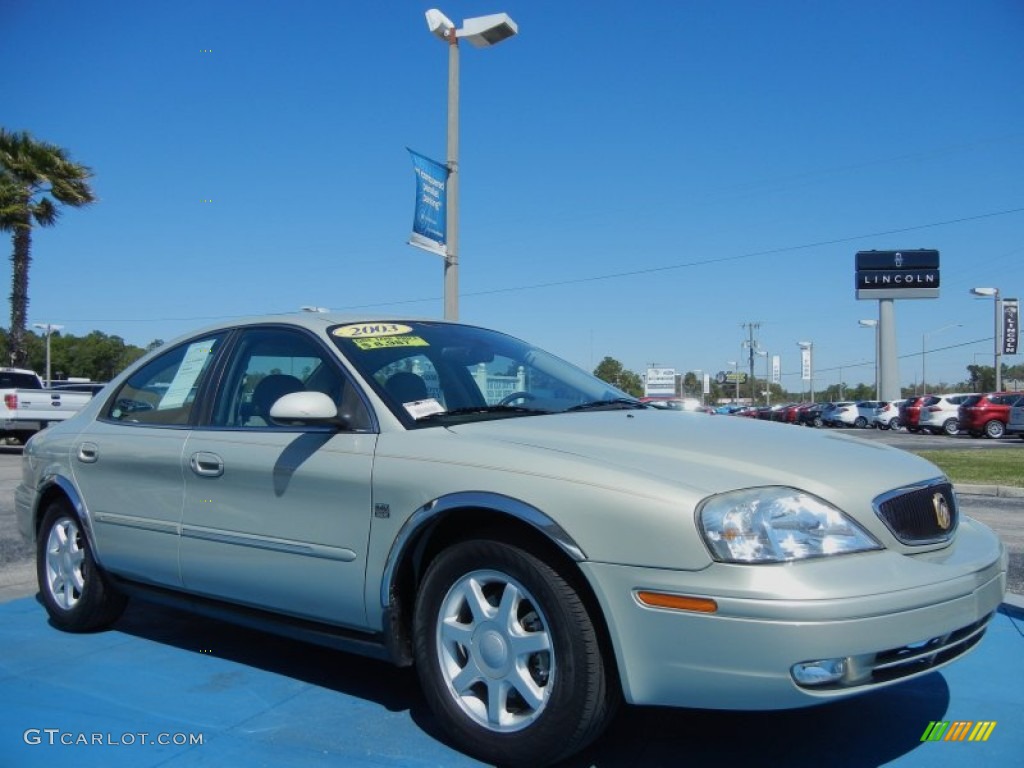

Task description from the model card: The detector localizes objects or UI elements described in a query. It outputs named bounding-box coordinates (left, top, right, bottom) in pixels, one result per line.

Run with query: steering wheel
left=498, top=391, right=536, bottom=406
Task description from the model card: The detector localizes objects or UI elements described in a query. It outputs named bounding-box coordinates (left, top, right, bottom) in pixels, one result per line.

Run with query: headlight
left=698, top=487, right=881, bottom=563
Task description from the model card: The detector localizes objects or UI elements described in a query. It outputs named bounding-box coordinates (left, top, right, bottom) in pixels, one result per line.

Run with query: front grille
left=873, top=479, right=958, bottom=545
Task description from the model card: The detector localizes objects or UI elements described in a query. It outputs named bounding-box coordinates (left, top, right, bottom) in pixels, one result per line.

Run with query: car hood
left=447, top=409, right=941, bottom=505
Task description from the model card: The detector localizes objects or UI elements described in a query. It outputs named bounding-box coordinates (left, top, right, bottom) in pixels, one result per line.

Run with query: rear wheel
left=413, top=537, right=618, bottom=767
left=942, top=418, right=960, bottom=436
left=36, top=500, right=127, bottom=632
left=889, top=417, right=901, bottom=430
left=984, top=420, right=1005, bottom=439
left=854, top=416, right=868, bottom=428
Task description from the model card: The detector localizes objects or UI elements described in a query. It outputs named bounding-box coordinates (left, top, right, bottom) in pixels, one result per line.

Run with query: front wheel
left=36, top=501, right=127, bottom=632
left=984, top=420, right=1005, bottom=439
left=413, top=537, right=617, bottom=767
left=942, top=418, right=960, bottom=436
left=854, top=416, right=868, bottom=428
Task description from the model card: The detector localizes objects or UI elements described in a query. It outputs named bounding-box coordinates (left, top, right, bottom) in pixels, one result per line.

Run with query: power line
left=59, top=205, right=1024, bottom=323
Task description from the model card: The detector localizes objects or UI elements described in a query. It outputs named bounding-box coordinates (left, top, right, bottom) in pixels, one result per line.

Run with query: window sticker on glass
left=353, top=336, right=429, bottom=350
left=159, top=341, right=215, bottom=409
left=333, top=323, right=413, bottom=338
left=403, top=398, right=446, bottom=419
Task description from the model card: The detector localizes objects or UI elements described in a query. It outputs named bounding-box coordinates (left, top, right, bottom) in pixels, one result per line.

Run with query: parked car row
left=712, top=392, right=1024, bottom=439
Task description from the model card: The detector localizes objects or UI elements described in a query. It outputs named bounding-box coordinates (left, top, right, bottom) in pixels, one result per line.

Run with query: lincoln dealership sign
left=855, top=249, right=940, bottom=300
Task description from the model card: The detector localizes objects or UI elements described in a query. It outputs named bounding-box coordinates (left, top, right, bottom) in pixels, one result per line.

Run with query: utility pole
left=742, top=322, right=761, bottom=403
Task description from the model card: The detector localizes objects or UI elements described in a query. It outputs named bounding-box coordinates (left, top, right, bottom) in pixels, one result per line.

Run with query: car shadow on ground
left=89, top=597, right=964, bottom=768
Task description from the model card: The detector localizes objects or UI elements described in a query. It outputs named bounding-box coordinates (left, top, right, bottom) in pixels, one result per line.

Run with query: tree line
left=0, top=328, right=161, bottom=384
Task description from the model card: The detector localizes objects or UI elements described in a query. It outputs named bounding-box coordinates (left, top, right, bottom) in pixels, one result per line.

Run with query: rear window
left=0, top=372, right=42, bottom=389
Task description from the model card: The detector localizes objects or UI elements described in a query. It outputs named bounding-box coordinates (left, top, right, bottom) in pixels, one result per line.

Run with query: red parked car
left=958, top=393, right=1024, bottom=439
left=899, top=395, right=929, bottom=433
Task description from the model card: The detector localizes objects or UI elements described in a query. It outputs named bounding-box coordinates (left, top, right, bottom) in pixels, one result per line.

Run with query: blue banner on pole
left=407, top=149, right=448, bottom=257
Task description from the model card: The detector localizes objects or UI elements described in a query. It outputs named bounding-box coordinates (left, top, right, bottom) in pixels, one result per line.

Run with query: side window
left=105, top=335, right=224, bottom=426
left=210, top=327, right=369, bottom=430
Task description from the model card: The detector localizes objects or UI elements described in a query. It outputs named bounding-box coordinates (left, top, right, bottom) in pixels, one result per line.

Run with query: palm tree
left=0, top=129, right=95, bottom=366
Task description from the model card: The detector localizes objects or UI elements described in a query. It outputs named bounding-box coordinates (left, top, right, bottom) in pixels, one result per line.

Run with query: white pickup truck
left=0, top=368, right=99, bottom=444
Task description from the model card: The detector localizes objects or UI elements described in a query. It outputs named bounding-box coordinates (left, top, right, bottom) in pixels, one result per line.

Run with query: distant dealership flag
left=407, top=149, right=449, bottom=257
left=800, top=347, right=811, bottom=381
left=772, top=355, right=781, bottom=385
left=1004, top=298, right=1019, bottom=355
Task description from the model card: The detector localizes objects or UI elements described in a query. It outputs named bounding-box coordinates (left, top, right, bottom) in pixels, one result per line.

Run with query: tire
left=413, top=537, right=618, bottom=767
left=889, top=417, right=901, bottom=431
left=36, top=500, right=127, bottom=632
left=812, top=416, right=823, bottom=428
left=984, top=420, right=1005, bottom=439
left=854, top=416, right=867, bottom=428
left=942, top=418, right=960, bottom=437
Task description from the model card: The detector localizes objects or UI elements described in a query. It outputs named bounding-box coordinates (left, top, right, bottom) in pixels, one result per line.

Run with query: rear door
left=71, top=334, right=226, bottom=585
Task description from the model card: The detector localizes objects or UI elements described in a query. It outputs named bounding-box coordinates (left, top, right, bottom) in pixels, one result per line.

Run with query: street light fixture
left=921, top=323, right=961, bottom=395
left=858, top=320, right=878, bottom=398
left=32, top=322, right=64, bottom=387
left=970, top=287, right=1002, bottom=392
left=425, top=8, right=519, bottom=321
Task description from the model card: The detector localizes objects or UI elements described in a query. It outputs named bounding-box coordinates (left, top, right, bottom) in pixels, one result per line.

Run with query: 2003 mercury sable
left=17, top=315, right=1007, bottom=766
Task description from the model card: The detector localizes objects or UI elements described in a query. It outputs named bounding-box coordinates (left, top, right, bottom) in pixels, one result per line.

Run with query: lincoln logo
left=933, top=493, right=951, bottom=530
left=894, top=252, right=903, bottom=268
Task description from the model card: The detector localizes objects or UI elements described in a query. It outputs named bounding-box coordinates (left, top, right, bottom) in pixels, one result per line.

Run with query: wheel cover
left=45, top=517, right=86, bottom=610
left=435, top=569, right=554, bottom=732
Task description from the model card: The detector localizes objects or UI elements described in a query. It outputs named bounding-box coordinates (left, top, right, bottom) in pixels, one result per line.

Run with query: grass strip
left=913, top=449, right=1023, bottom=487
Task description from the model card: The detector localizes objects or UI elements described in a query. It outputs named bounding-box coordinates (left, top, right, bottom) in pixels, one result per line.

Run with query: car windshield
left=329, top=321, right=641, bottom=427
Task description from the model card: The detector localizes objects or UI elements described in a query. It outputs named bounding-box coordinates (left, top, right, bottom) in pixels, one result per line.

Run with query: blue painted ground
left=1, top=596, right=1021, bottom=767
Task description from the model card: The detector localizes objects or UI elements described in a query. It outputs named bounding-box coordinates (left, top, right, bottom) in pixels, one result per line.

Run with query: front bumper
left=582, top=517, right=1007, bottom=710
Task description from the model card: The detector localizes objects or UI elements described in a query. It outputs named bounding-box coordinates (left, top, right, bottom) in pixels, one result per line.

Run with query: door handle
left=189, top=452, right=224, bottom=477
left=76, top=442, right=99, bottom=463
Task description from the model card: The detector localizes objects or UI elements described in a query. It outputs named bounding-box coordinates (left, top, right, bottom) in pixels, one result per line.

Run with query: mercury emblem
left=932, top=492, right=951, bottom=530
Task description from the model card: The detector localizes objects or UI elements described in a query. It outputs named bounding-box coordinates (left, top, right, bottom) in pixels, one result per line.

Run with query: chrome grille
left=873, top=479, right=958, bottom=545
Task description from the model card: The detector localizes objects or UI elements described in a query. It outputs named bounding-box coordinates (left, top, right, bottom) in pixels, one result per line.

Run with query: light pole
left=425, top=9, right=519, bottom=321
left=858, top=319, right=878, bottom=398
left=32, top=322, right=64, bottom=387
left=797, top=341, right=813, bottom=403
left=755, top=349, right=770, bottom=405
left=727, top=361, right=739, bottom=403
left=921, top=323, right=961, bottom=395
left=691, top=369, right=704, bottom=405
left=970, top=287, right=1002, bottom=391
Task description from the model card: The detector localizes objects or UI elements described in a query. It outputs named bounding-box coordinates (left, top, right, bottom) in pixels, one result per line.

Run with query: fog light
left=792, top=658, right=846, bottom=686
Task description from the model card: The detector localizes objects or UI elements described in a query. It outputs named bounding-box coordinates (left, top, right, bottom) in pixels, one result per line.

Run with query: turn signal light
left=636, top=591, right=718, bottom=613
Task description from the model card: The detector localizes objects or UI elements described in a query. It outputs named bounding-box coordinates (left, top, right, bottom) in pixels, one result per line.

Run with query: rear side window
left=990, top=395, right=1020, bottom=406
left=104, top=335, right=225, bottom=426
left=961, top=396, right=982, bottom=407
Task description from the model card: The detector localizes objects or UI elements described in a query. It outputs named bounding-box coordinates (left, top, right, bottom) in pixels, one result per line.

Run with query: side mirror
left=269, top=391, right=338, bottom=425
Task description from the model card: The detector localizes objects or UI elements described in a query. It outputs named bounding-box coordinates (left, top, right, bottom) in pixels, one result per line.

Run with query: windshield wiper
left=565, top=398, right=648, bottom=412
left=416, top=404, right=550, bottom=421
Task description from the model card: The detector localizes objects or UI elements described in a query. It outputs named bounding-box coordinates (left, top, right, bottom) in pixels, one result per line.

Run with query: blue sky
left=4, top=0, right=1023, bottom=393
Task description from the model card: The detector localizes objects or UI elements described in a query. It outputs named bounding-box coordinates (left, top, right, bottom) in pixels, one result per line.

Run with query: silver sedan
left=16, top=314, right=1007, bottom=767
